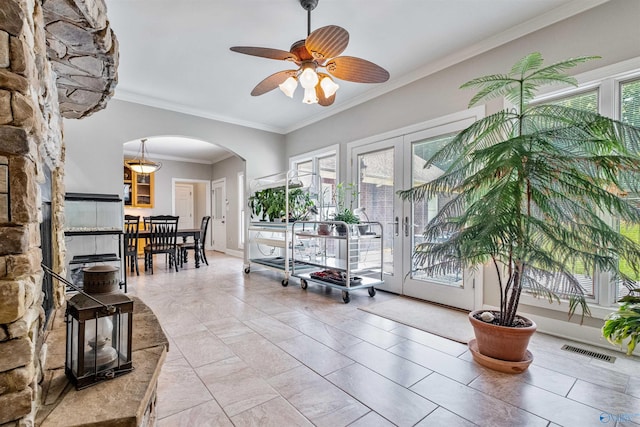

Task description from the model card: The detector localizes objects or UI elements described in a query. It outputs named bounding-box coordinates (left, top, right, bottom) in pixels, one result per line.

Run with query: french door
left=351, top=120, right=480, bottom=310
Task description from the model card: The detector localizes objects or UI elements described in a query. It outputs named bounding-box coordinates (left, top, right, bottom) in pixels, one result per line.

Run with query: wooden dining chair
left=124, top=214, right=140, bottom=275
left=179, top=215, right=211, bottom=268
left=144, top=215, right=179, bottom=273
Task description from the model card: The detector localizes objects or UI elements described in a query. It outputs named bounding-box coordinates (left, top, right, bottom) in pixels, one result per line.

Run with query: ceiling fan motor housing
left=300, top=0, right=318, bottom=11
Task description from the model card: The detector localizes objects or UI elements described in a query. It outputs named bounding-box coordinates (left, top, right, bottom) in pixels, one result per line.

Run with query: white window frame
left=289, top=144, right=339, bottom=209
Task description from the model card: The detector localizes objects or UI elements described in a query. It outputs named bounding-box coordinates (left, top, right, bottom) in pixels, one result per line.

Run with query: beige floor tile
left=341, top=341, right=432, bottom=387
left=195, top=356, right=279, bottom=417
left=157, top=400, right=233, bottom=427
left=277, top=334, right=354, bottom=376
left=568, top=379, right=640, bottom=422
left=172, top=329, right=235, bottom=368
left=388, top=339, right=482, bottom=384
left=627, top=377, right=640, bottom=399
left=468, top=371, right=605, bottom=426
left=333, top=317, right=407, bottom=349
left=224, top=331, right=302, bottom=378
left=294, top=318, right=364, bottom=351
left=327, top=363, right=437, bottom=427
left=269, top=365, right=369, bottom=427
left=202, top=316, right=255, bottom=340
left=348, top=411, right=396, bottom=427
left=157, top=356, right=213, bottom=419
left=390, top=323, right=469, bottom=357
left=127, top=253, right=640, bottom=427
left=230, top=396, right=313, bottom=426
left=532, top=348, right=630, bottom=393
left=521, top=363, right=577, bottom=396
left=243, top=315, right=302, bottom=343
left=415, top=407, right=476, bottom=426
left=413, top=373, right=547, bottom=427
left=160, top=310, right=209, bottom=338
left=348, top=309, right=403, bottom=331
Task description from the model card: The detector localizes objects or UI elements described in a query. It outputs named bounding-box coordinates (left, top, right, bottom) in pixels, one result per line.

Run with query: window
left=617, top=78, right=640, bottom=299
left=526, top=67, right=640, bottom=308
left=536, top=90, right=600, bottom=299
left=290, top=146, right=338, bottom=220
left=411, top=134, right=461, bottom=285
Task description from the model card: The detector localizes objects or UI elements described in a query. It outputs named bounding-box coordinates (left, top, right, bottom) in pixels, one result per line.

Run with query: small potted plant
left=288, top=188, right=315, bottom=221
left=398, top=52, right=640, bottom=370
left=331, top=182, right=360, bottom=235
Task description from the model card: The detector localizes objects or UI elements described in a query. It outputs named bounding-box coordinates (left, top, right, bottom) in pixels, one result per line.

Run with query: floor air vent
left=561, top=344, right=616, bottom=363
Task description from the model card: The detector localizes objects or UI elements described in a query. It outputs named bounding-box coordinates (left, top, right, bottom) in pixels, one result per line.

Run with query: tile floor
left=127, top=252, right=640, bottom=427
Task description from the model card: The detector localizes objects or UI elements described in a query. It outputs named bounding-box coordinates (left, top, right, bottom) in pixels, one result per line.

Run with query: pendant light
left=127, top=139, right=161, bottom=174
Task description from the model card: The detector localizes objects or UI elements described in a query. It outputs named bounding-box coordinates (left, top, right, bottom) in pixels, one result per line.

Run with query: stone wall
left=0, top=0, right=117, bottom=425
left=1, top=1, right=63, bottom=424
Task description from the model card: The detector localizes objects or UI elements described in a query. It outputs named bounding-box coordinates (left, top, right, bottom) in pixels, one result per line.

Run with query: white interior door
left=211, top=179, right=227, bottom=252
left=175, top=184, right=194, bottom=229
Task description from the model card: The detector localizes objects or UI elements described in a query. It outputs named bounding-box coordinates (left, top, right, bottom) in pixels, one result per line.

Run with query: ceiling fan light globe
left=279, top=76, right=298, bottom=98
left=320, top=76, right=339, bottom=97
left=299, top=66, right=319, bottom=89
left=302, top=87, right=318, bottom=104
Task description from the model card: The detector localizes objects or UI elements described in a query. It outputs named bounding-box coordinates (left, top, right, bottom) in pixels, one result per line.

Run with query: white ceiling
left=109, top=0, right=608, bottom=163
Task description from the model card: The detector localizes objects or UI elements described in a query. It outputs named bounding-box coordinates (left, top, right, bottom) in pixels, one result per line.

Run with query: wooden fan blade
left=305, top=25, right=349, bottom=63
left=325, top=56, right=390, bottom=83
left=315, top=83, right=336, bottom=107
left=230, top=46, right=299, bottom=62
left=251, top=70, right=298, bottom=96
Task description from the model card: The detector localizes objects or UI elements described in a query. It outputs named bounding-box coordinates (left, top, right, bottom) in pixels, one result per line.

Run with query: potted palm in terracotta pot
left=398, top=53, right=640, bottom=369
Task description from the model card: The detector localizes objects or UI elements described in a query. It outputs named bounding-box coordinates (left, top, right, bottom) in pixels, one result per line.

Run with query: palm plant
left=398, top=52, right=640, bottom=327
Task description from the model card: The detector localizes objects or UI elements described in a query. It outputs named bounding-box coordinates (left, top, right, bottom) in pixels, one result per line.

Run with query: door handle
left=403, top=216, right=409, bottom=237
left=393, top=216, right=399, bottom=236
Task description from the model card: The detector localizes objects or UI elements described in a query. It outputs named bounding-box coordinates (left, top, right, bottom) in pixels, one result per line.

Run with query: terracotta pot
left=317, top=223, right=332, bottom=235
left=468, top=310, right=537, bottom=362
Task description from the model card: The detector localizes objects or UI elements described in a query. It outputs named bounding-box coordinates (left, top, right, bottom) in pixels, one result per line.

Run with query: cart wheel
left=368, top=287, right=376, bottom=297
left=342, top=291, right=350, bottom=304
left=300, top=279, right=308, bottom=290
left=281, top=279, right=289, bottom=287
left=244, top=267, right=250, bottom=274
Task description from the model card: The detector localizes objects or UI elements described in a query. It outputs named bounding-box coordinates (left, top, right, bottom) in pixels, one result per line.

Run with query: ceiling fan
left=230, top=0, right=390, bottom=106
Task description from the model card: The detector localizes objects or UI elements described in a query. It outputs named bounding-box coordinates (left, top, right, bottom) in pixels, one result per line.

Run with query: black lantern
left=42, top=264, right=135, bottom=389
left=65, top=290, right=133, bottom=389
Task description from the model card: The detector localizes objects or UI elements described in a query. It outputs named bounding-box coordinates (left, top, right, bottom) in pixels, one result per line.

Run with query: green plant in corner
left=398, top=52, right=640, bottom=331
left=602, top=290, right=640, bottom=355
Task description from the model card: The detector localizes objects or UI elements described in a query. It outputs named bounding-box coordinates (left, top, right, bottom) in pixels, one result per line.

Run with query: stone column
left=0, top=0, right=64, bottom=425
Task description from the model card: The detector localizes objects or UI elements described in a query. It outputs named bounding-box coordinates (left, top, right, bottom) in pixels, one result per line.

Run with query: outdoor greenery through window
left=525, top=76, right=640, bottom=306
left=538, top=90, right=600, bottom=299
left=618, top=78, right=640, bottom=299
left=411, top=134, right=461, bottom=285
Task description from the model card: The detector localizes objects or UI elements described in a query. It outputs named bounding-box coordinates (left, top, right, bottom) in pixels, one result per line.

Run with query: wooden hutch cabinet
left=124, top=164, right=154, bottom=208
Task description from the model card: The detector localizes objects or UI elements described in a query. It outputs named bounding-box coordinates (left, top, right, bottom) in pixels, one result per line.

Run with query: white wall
left=212, top=156, right=245, bottom=251
left=63, top=99, right=286, bottom=196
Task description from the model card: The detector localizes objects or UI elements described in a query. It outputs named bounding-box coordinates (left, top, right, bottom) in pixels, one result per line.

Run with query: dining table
left=137, top=227, right=203, bottom=268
